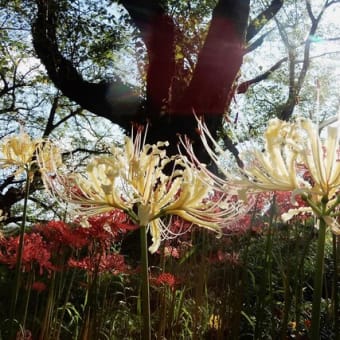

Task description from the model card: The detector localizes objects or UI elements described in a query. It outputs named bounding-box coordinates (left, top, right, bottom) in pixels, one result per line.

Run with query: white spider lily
left=189, top=116, right=340, bottom=234
left=281, top=207, right=313, bottom=222
left=240, top=118, right=307, bottom=192
left=179, top=117, right=309, bottom=197
left=194, top=116, right=340, bottom=199
left=0, top=130, right=38, bottom=167
left=50, top=128, right=236, bottom=253
left=0, top=129, right=62, bottom=181
left=0, top=130, right=41, bottom=178
left=297, top=118, right=340, bottom=199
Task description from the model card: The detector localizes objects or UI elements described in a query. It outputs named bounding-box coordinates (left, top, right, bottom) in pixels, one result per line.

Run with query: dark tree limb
left=121, top=0, right=176, bottom=118
left=43, top=95, right=59, bottom=137
left=30, top=0, right=279, bottom=164
left=0, top=179, right=25, bottom=219
left=222, top=134, right=243, bottom=168
left=237, top=57, right=288, bottom=94
left=176, top=0, right=250, bottom=116
left=31, top=0, right=141, bottom=130
left=245, top=28, right=274, bottom=54
left=278, top=0, right=327, bottom=120
left=43, top=95, right=83, bottom=138
left=246, top=0, right=283, bottom=42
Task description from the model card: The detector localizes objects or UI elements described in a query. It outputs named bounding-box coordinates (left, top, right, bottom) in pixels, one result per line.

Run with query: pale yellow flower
left=243, top=118, right=340, bottom=203
left=0, top=130, right=40, bottom=177
left=36, top=142, right=63, bottom=173
left=35, top=141, right=64, bottom=194
left=180, top=116, right=308, bottom=194
left=0, top=209, right=7, bottom=223
left=238, top=118, right=309, bottom=192
left=297, top=118, right=340, bottom=199
left=0, top=129, right=61, bottom=181
left=191, top=116, right=340, bottom=233
left=53, top=128, right=239, bottom=253
left=194, top=117, right=340, bottom=198
left=278, top=118, right=340, bottom=232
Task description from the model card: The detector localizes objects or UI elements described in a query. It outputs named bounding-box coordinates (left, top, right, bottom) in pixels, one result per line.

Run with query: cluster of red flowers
left=68, top=252, right=127, bottom=274
left=34, top=220, right=88, bottom=250
left=0, top=210, right=135, bottom=277
left=0, top=233, right=54, bottom=274
left=150, top=272, right=178, bottom=289
left=31, top=281, right=47, bottom=292
left=273, top=191, right=307, bottom=216
left=209, top=250, right=240, bottom=266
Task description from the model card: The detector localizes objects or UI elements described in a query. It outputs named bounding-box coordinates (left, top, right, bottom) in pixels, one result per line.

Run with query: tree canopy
left=1, top=0, right=340, bottom=223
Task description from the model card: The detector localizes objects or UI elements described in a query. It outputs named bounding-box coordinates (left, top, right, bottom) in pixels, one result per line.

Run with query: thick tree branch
left=32, top=0, right=140, bottom=130
left=245, top=28, right=274, bottom=53
left=237, top=57, right=288, bottom=93
left=246, top=0, right=283, bottom=42
left=177, top=0, right=250, bottom=116
left=279, top=1, right=325, bottom=120
left=120, top=0, right=176, bottom=118
left=43, top=95, right=59, bottom=137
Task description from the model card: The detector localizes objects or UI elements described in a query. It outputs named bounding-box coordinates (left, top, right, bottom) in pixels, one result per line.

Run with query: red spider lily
left=81, top=210, right=138, bottom=242
left=16, top=329, right=32, bottom=340
left=34, top=221, right=89, bottom=250
left=163, top=245, right=180, bottom=259
left=31, top=281, right=47, bottom=292
left=68, top=252, right=127, bottom=275
left=274, top=191, right=307, bottom=216
left=33, top=214, right=134, bottom=252
left=209, top=250, right=240, bottom=266
left=150, top=272, right=178, bottom=289
left=0, top=233, right=54, bottom=275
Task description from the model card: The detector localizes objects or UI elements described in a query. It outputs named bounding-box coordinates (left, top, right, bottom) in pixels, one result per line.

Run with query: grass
left=0, top=196, right=339, bottom=339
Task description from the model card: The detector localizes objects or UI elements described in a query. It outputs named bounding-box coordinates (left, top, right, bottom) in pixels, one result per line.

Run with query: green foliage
left=0, top=1, right=340, bottom=337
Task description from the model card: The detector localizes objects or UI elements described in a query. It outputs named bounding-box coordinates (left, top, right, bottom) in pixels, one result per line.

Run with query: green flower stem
left=140, top=225, right=151, bottom=340
left=310, top=217, right=327, bottom=340
left=10, top=169, right=30, bottom=332
left=325, top=195, right=340, bottom=215
left=333, top=234, right=339, bottom=340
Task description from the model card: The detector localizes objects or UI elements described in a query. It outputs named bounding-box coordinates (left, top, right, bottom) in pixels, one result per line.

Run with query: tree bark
left=32, top=0, right=141, bottom=130
left=175, top=0, right=250, bottom=116
left=30, top=0, right=286, bottom=165
left=31, top=0, right=254, bottom=163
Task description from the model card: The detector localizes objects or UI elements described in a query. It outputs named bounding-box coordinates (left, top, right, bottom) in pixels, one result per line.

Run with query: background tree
left=29, top=0, right=285, bottom=154
left=1, top=0, right=340, bottom=223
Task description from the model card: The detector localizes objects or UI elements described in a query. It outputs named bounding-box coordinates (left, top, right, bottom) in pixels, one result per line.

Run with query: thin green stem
left=55, top=266, right=76, bottom=339
left=9, top=169, right=30, bottom=337
left=140, top=225, right=151, bottom=340
left=22, top=270, right=33, bottom=331
left=310, top=218, right=327, bottom=340
left=333, top=234, right=339, bottom=340
left=254, top=198, right=275, bottom=339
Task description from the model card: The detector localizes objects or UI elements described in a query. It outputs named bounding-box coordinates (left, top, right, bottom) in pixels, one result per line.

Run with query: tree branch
left=120, top=0, right=176, bottom=118
left=177, top=0, right=250, bottom=115
left=237, top=57, right=288, bottom=93
left=246, top=0, right=283, bottom=42
left=43, top=95, right=59, bottom=137
left=245, top=28, right=274, bottom=53
left=31, top=0, right=141, bottom=130
left=278, top=1, right=325, bottom=120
